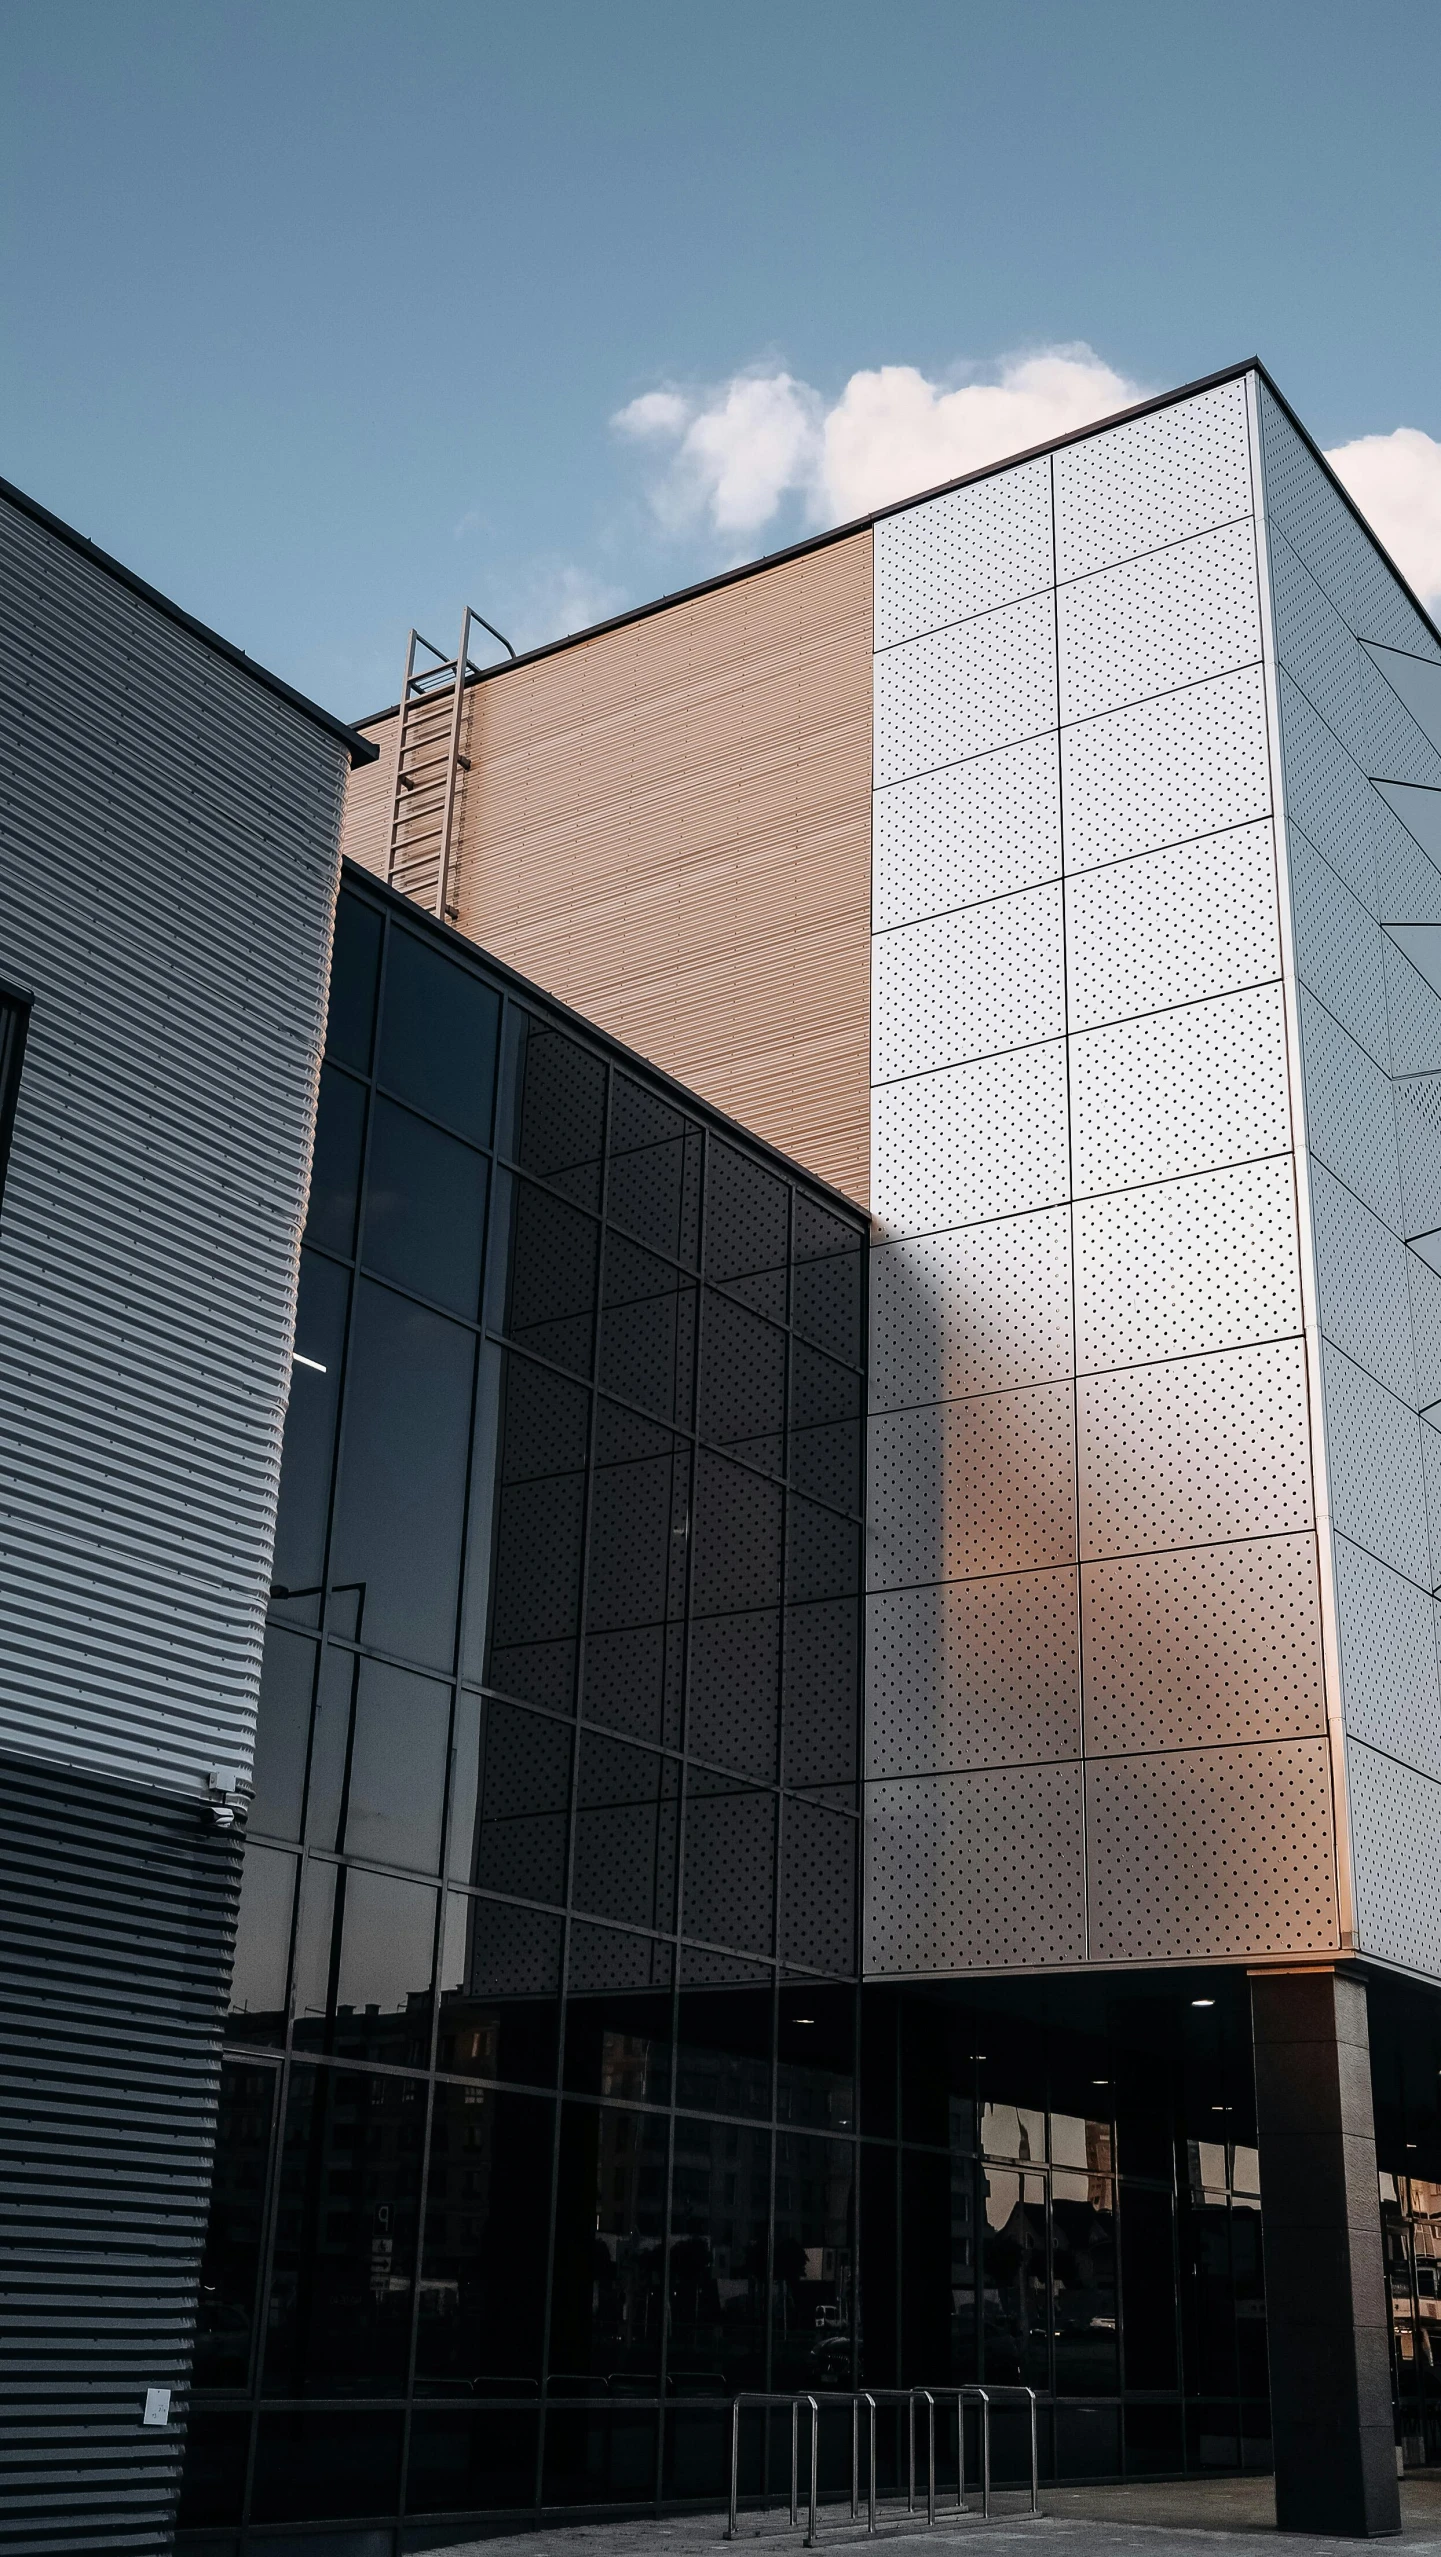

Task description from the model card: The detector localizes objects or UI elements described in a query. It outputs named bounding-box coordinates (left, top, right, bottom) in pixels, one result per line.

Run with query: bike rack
left=723, top=2383, right=1039, bottom=2540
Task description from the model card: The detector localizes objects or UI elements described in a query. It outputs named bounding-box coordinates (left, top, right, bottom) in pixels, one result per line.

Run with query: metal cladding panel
left=1333, top=1533, right=1441, bottom=1780
left=1059, top=664, right=1272, bottom=875
left=1424, top=1422, right=1441, bottom=1584
left=0, top=491, right=347, bottom=1804
left=1348, top=1744, right=1441, bottom=1976
left=1376, top=793, right=1441, bottom=924
left=1362, top=648, right=1441, bottom=790
left=1267, top=523, right=1368, bottom=760
left=0, top=1748, right=238, bottom=2553
left=1077, top=1340, right=1314, bottom=1560
left=1362, top=639, right=1441, bottom=761
left=871, top=1041, right=1069, bottom=1237
left=865, top=1763, right=1085, bottom=1972
left=1064, top=821, right=1281, bottom=1032
left=867, top=1383, right=1076, bottom=1589
left=1309, top=1162, right=1416, bottom=1401
left=1395, top=1071, right=1441, bottom=1239
left=1085, top=1741, right=1339, bottom=1963
left=1053, top=376, right=1253, bottom=581
left=874, top=455, right=1053, bottom=647
left=1385, top=936, right=1441, bottom=1076
left=866, top=1568, right=1080, bottom=1777
left=872, top=735, right=1062, bottom=929
left=1320, top=1345, right=1431, bottom=1587
left=1289, top=826, right=1391, bottom=1065
left=873, top=590, right=1057, bottom=787
left=1258, top=381, right=1441, bottom=663
left=1069, top=983, right=1292, bottom=1197
left=869, top=1208, right=1072, bottom=1411
left=1057, top=519, right=1262, bottom=726
left=1298, top=991, right=1403, bottom=1231
left=1276, top=670, right=1379, bottom=909
left=1080, top=1536, right=1326, bottom=1754
left=871, top=882, right=1064, bottom=1080
left=1376, top=778, right=1441, bottom=870
left=1409, top=1248, right=1441, bottom=1409
left=1073, top=1160, right=1302, bottom=1373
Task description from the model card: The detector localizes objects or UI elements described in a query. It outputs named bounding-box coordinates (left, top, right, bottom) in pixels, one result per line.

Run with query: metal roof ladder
left=385, top=605, right=513, bottom=920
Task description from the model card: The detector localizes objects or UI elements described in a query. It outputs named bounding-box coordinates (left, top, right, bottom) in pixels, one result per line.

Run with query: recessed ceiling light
left=1191, top=1998, right=1215, bottom=2009
left=1091, top=2078, right=1109, bottom=2087
left=792, top=2016, right=816, bottom=2026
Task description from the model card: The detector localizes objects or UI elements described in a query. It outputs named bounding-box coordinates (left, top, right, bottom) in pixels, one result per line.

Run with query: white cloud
left=508, top=560, right=627, bottom=654
left=1325, top=426, right=1441, bottom=612
left=615, top=369, right=821, bottom=536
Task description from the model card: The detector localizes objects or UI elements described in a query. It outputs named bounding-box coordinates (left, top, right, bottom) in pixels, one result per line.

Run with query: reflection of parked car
left=797, top=2333, right=854, bottom=2386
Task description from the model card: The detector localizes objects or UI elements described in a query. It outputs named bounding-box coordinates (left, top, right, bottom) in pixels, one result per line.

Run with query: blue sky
left=2, top=0, right=1439, bottom=719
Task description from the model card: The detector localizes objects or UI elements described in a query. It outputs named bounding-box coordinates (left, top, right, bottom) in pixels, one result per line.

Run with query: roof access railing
left=724, top=2384, right=1039, bottom=2543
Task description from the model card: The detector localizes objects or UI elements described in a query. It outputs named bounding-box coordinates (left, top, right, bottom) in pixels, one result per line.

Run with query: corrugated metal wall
left=0, top=488, right=349, bottom=1803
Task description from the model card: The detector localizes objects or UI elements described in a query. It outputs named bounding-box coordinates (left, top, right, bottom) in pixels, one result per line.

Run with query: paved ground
left=432, top=2474, right=1441, bottom=2557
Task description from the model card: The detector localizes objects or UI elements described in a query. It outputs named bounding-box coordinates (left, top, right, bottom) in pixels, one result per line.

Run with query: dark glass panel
left=498, top=1175, right=599, bottom=1376
left=674, top=1985, right=773, bottom=2121
left=1184, top=2401, right=1240, bottom=2470
left=249, top=1625, right=317, bottom=1842
left=195, top=2062, right=276, bottom=2388
left=497, top=1349, right=590, bottom=1475
left=252, top=2408, right=404, bottom=2521
left=270, top=1250, right=349, bottom=1627
left=668, top=2116, right=771, bottom=2392
left=227, top=1843, right=296, bottom=2047
left=1179, top=2155, right=1239, bottom=2396
left=506, top=1013, right=607, bottom=1211
left=415, top=2084, right=553, bottom=2393
left=789, top=1335, right=863, bottom=1512
left=572, top=1731, right=678, bottom=1933
left=687, top=1607, right=780, bottom=1782
left=437, top=1892, right=562, bottom=2087
left=859, top=1987, right=899, bottom=2139
left=325, top=887, right=382, bottom=1074
left=342, top=1656, right=451, bottom=1875
left=1123, top=2400, right=1185, bottom=2474
left=262, top=2065, right=423, bottom=2397
left=465, top=1699, right=572, bottom=1905
left=327, top=1867, right=437, bottom=2068
left=549, top=2103, right=668, bottom=2384
left=682, top=1770, right=775, bottom=1958
left=581, top=1620, right=684, bottom=1752
left=698, top=1292, right=786, bottom=1472
left=777, top=1985, right=855, bottom=2134
left=543, top=2409, right=658, bottom=2506
left=791, top=1194, right=864, bottom=1367
left=899, top=1996, right=978, bottom=2152
left=1053, top=2402, right=1120, bottom=2478
left=1052, top=2172, right=1118, bottom=2393
left=304, top=1062, right=366, bottom=1258
left=790, top=1338, right=863, bottom=1429
left=690, top=1451, right=783, bottom=1614
left=177, top=2409, right=249, bottom=2527
left=981, top=2165, right=1049, bottom=2387
left=1119, top=2183, right=1179, bottom=2388
left=705, top=1140, right=789, bottom=1321
left=485, top=1356, right=587, bottom=1709
left=900, top=2146, right=954, bottom=2386
left=858, top=2144, right=898, bottom=2389
left=679, top=1944, right=773, bottom=1988
left=1231, top=2192, right=1268, bottom=2399
left=586, top=1445, right=687, bottom=1638
left=563, top=1951, right=673, bottom=2102
left=360, top=1094, right=488, bottom=1319
left=787, top=1497, right=862, bottom=1605
left=291, top=1856, right=337, bottom=2043
left=772, top=2132, right=856, bottom=2391
left=303, top=1644, right=354, bottom=1852
left=779, top=1795, right=855, bottom=1976
left=377, top=924, right=499, bottom=1145
left=407, top=2409, right=539, bottom=2514
left=608, top=1074, right=702, bottom=1266
left=782, top=1601, right=860, bottom=1790
left=599, top=1232, right=696, bottom=1425
left=327, top=1278, right=475, bottom=1671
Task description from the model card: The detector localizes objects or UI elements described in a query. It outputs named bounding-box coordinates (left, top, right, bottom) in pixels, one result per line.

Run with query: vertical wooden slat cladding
left=342, top=533, right=874, bottom=1201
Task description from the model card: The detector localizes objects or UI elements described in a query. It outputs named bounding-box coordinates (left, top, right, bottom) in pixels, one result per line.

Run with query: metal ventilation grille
left=866, top=1568, right=1080, bottom=1776
left=868, top=1382, right=1076, bottom=1588
left=875, top=456, right=1054, bottom=648
left=1289, top=824, right=1390, bottom=1064
left=1073, top=1159, right=1301, bottom=1373
left=1057, top=520, right=1262, bottom=726
left=1310, top=1162, right=1415, bottom=1400
left=870, top=1207, right=1072, bottom=1411
left=1334, top=1532, right=1441, bottom=1779
left=872, top=734, right=1062, bottom=931
left=1298, top=990, right=1403, bottom=1229
left=873, top=591, right=1057, bottom=788
left=871, top=1041, right=1069, bottom=1238
left=1070, top=983, right=1291, bottom=1197
left=1060, top=664, right=1272, bottom=874
left=1065, top=820, right=1281, bottom=1032
left=1080, top=1534, right=1325, bottom=1753
left=1259, top=382, right=1441, bottom=664
left=1085, top=1739, right=1338, bottom=1961
left=1053, top=377, right=1252, bottom=582
left=1268, top=524, right=1366, bottom=755
left=1321, top=1344, right=1431, bottom=1586
left=1349, top=1742, right=1441, bottom=1974
left=865, top=1763, right=1085, bottom=1971
left=1078, top=1339, right=1313, bottom=1558
left=1385, top=938, right=1441, bottom=1077
left=871, top=883, right=1064, bottom=1082
left=1276, top=672, right=1379, bottom=908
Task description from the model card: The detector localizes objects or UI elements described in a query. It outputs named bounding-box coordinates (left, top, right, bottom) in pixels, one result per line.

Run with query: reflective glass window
left=782, top=1601, right=860, bottom=1790
left=582, top=1620, right=685, bottom=1752
left=303, top=1644, right=355, bottom=1851
left=466, top=1700, right=572, bottom=1905
left=705, top=1141, right=789, bottom=1321
left=485, top=1354, right=587, bottom=1710
left=253, top=2408, right=404, bottom=2522
left=416, top=2084, right=553, bottom=2393
left=791, top=1194, right=864, bottom=1366
left=437, top=1891, right=562, bottom=2086
left=779, top=1794, right=855, bottom=1976
left=330, top=1867, right=438, bottom=2067
left=688, top=1607, right=780, bottom=1782
left=698, top=1293, right=786, bottom=1472
left=270, top=1251, right=349, bottom=1627
left=549, top=2103, right=668, bottom=2384
left=360, top=1094, right=488, bottom=1318
left=690, top=1451, right=783, bottom=1614
left=506, top=1014, right=607, bottom=1211
left=675, top=1986, right=773, bottom=2121
left=586, top=1440, right=688, bottom=1639
left=562, top=1951, right=673, bottom=2103
left=498, top=1176, right=599, bottom=1376
left=326, top=1278, right=475, bottom=1670
left=249, top=1625, right=317, bottom=1842
left=1052, top=2172, right=1118, bottom=2393
left=572, top=1731, right=678, bottom=1933
left=772, top=2133, right=855, bottom=2392
left=195, top=2062, right=276, bottom=2389
left=981, top=2165, right=1048, bottom=2386
left=227, top=1843, right=296, bottom=2047
left=599, top=1233, right=696, bottom=1425
left=377, top=926, right=499, bottom=1145
left=325, top=889, right=382, bottom=1074
left=607, top=1075, right=701, bottom=1266
left=786, top=1496, right=861, bottom=1606
left=304, top=1063, right=366, bottom=1258
left=177, top=2409, right=249, bottom=2528
left=669, top=2117, right=771, bottom=2391
left=407, top=2409, right=540, bottom=2515
left=682, top=1771, right=775, bottom=1957
left=342, top=1656, right=451, bottom=1875
left=262, top=2065, right=424, bottom=2396
left=777, top=1986, right=855, bottom=2133
left=1118, top=2182, right=1179, bottom=2388
left=789, top=1340, right=863, bottom=1512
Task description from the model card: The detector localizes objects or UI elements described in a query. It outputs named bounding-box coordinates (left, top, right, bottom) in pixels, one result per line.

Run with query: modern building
left=6, top=360, right=1441, bottom=2553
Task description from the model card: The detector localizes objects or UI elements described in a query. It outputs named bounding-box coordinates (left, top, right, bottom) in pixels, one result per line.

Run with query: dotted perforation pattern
left=875, top=456, right=1054, bottom=649
left=1060, top=665, right=1272, bottom=876
left=1376, top=791, right=1441, bottom=926
left=871, top=882, right=1064, bottom=1082
left=871, top=1041, right=1070, bottom=1239
left=1349, top=1741, right=1441, bottom=1977
left=1385, top=935, right=1441, bottom=1078
left=869, top=1207, right=1073, bottom=1412
left=1073, top=1158, right=1301, bottom=1375
left=1321, top=1343, right=1431, bottom=1588
left=1333, top=1532, right=1441, bottom=1781
left=1409, top=1248, right=1441, bottom=1412
left=1080, top=1534, right=1325, bottom=1755
left=1057, top=520, right=1263, bottom=729
left=1078, top=1339, right=1313, bottom=1560
left=1310, top=1161, right=1416, bottom=1403
left=864, top=1762, right=1085, bottom=1971
left=1363, top=649, right=1441, bottom=791
left=1070, top=982, right=1292, bottom=1199
left=1259, top=384, right=1441, bottom=665
left=1274, top=672, right=1379, bottom=912
left=1084, top=1739, right=1338, bottom=1962
left=1064, top=820, right=1281, bottom=1034
left=872, top=733, right=1063, bottom=932
left=1268, top=524, right=1368, bottom=763
left=1423, top=1421, right=1441, bottom=1590
left=1298, top=990, right=1403, bottom=1232
left=867, top=1382, right=1077, bottom=1590
left=1053, top=377, right=1253, bottom=583
left=873, top=590, right=1057, bottom=790
left=1287, top=823, right=1390, bottom=1066
left=865, top=1567, right=1080, bottom=1777
left=1396, top=1072, right=1441, bottom=1242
